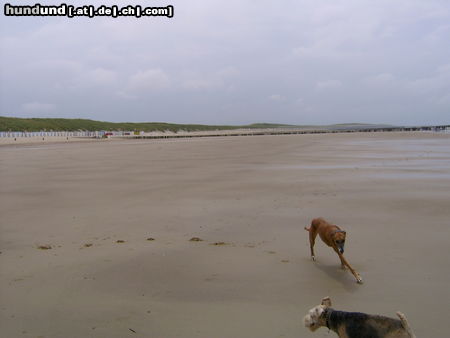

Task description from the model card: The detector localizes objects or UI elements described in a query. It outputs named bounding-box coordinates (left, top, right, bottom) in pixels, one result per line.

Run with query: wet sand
left=1, top=132, right=449, bottom=337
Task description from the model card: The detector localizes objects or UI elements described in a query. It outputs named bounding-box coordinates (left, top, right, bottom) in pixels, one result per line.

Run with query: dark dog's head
left=333, top=230, right=346, bottom=254
left=303, top=297, right=332, bottom=331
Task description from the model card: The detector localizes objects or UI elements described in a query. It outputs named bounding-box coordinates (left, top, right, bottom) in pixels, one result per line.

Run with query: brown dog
left=305, top=218, right=363, bottom=283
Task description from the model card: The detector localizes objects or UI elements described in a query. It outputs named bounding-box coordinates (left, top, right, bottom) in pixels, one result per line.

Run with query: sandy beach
left=1, top=132, right=449, bottom=338
left=0, top=136, right=107, bottom=146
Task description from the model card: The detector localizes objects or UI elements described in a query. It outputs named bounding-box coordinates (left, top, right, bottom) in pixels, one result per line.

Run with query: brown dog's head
left=303, top=297, right=332, bottom=331
left=333, top=230, right=346, bottom=254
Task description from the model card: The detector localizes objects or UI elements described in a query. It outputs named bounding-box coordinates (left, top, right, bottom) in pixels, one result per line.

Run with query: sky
left=1, top=0, right=449, bottom=126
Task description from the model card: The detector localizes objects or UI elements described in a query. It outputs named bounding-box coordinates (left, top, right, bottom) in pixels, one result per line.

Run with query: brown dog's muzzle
left=335, top=240, right=345, bottom=254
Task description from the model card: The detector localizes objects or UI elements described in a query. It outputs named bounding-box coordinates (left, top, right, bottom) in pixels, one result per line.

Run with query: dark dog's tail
left=396, top=312, right=416, bottom=338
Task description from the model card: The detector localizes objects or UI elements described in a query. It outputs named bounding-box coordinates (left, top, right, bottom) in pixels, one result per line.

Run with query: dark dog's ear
left=321, top=297, right=332, bottom=307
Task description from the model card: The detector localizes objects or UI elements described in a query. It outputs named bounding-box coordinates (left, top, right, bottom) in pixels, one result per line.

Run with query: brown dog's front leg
left=333, top=246, right=347, bottom=270
left=338, top=255, right=346, bottom=270
left=338, top=253, right=363, bottom=284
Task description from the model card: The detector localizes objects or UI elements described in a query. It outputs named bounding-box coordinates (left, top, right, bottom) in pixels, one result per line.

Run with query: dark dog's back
left=329, top=310, right=407, bottom=338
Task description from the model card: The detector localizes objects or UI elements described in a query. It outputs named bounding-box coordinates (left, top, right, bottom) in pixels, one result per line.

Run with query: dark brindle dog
left=304, top=297, right=416, bottom=338
left=305, top=217, right=363, bottom=283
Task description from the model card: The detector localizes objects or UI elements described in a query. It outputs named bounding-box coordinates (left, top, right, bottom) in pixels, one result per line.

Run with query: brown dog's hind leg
left=305, top=226, right=317, bottom=261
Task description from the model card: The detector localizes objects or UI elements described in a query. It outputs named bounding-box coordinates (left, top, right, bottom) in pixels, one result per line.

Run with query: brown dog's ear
left=321, top=297, right=332, bottom=307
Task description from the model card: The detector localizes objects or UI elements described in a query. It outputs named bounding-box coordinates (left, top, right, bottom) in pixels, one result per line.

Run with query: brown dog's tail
left=304, top=226, right=310, bottom=232
left=396, top=312, right=416, bottom=338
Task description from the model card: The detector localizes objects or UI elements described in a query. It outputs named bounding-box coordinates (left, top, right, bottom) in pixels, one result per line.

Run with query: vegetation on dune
left=0, top=116, right=294, bottom=132
left=0, top=116, right=398, bottom=132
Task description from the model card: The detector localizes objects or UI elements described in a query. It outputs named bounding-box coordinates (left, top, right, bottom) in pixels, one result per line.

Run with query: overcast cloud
left=1, top=0, right=449, bottom=125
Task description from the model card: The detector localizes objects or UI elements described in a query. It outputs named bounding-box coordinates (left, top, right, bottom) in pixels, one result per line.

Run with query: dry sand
left=1, top=132, right=449, bottom=338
